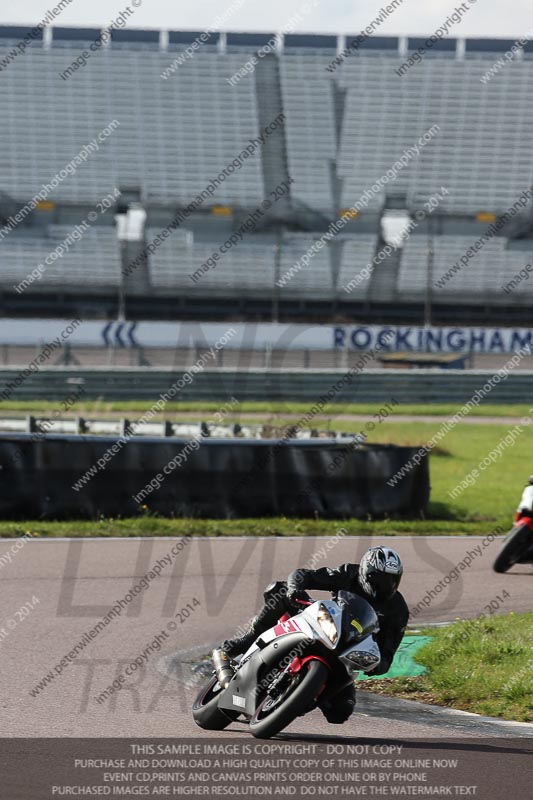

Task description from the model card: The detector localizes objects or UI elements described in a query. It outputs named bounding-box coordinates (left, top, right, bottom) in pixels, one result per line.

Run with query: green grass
left=0, top=517, right=497, bottom=538
left=370, top=613, right=533, bottom=722
left=357, top=419, right=530, bottom=527
left=0, top=400, right=531, bottom=418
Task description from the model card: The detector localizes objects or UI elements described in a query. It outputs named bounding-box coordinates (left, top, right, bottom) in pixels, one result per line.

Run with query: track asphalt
left=1, top=535, right=531, bottom=739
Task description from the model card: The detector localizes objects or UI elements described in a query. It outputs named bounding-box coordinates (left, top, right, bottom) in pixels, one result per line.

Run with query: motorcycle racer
left=212, top=546, right=408, bottom=724
left=515, top=475, right=533, bottom=520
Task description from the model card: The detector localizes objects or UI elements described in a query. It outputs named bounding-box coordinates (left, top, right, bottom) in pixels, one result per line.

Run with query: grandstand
left=1, top=27, right=533, bottom=324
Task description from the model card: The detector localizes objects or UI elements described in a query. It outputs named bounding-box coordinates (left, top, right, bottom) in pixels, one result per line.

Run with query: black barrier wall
left=0, top=434, right=429, bottom=519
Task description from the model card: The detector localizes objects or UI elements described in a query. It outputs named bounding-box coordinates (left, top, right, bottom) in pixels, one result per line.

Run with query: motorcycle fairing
left=217, top=631, right=323, bottom=717
left=246, top=600, right=343, bottom=657
left=337, top=633, right=381, bottom=673
left=216, top=598, right=381, bottom=717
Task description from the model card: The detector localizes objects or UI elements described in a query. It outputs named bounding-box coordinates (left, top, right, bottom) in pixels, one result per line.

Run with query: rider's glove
left=286, top=588, right=309, bottom=611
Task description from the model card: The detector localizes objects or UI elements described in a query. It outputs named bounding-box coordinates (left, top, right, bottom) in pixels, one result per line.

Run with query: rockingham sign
left=332, top=325, right=533, bottom=353
left=1, top=319, right=532, bottom=355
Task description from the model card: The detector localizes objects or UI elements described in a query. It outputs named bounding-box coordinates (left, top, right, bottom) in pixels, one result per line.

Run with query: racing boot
left=222, top=619, right=262, bottom=657
left=222, top=602, right=282, bottom=658
left=213, top=603, right=282, bottom=687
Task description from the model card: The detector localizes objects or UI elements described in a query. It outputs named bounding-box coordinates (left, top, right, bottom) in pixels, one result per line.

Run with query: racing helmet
left=358, top=547, right=403, bottom=602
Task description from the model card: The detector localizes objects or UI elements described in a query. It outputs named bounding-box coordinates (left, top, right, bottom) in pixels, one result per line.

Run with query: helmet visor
left=368, top=571, right=401, bottom=601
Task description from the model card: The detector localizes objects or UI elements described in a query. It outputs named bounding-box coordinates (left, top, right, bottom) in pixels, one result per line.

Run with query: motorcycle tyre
left=249, top=660, right=328, bottom=739
left=493, top=524, right=532, bottom=573
left=192, top=674, right=240, bottom=730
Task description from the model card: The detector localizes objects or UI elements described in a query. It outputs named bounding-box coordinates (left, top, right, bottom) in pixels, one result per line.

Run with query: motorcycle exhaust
left=212, top=648, right=235, bottom=689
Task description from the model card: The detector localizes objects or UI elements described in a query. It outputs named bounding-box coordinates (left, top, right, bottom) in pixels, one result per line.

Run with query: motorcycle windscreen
left=336, top=591, right=379, bottom=645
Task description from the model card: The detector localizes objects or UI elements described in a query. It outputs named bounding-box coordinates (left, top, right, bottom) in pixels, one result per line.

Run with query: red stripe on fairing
left=273, top=618, right=301, bottom=637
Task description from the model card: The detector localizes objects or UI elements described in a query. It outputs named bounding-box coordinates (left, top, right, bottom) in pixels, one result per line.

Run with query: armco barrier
left=1, top=367, right=533, bottom=403
left=0, top=434, right=429, bottom=519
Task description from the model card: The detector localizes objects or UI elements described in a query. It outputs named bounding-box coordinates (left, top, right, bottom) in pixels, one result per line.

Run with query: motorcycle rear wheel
left=192, top=674, right=240, bottom=730
left=493, top=524, right=532, bottom=573
left=249, top=659, right=328, bottom=739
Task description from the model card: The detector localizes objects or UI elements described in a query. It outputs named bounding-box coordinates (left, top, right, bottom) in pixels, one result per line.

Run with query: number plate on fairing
left=232, top=695, right=246, bottom=708
left=273, top=618, right=302, bottom=637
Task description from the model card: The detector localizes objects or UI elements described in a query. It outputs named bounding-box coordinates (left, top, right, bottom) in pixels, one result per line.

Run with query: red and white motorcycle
left=192, top=590, right=380, bottom=739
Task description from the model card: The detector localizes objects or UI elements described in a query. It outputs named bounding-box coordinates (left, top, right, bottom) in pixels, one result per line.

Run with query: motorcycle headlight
left=344, top=651, right=380, bottom=669
left=317, top=604, right=338, bottom=644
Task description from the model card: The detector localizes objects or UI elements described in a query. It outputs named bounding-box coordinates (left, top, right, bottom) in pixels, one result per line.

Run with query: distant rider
left=212, top=546, right=409, bottom=725
left=515, top=475, right=533, bottom=521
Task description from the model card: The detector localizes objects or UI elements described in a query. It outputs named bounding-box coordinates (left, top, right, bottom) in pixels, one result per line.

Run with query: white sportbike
left=192, top=590, right=381, bottom=739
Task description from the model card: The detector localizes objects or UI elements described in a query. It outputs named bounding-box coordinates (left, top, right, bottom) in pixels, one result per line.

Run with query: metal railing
left=1, top=367, right=533, bottom=403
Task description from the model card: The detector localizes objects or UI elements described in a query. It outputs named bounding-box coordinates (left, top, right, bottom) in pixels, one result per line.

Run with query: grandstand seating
left=144, top=230, right=380, bottom=299
left=399, top=235, right=533, bottom=300
left=3, top=32, right=533, bottom=215
left=0, top=49, right=263, bottom=206
left=146, top=228, right=276, bottom=294
left=277, top=233, right=333, bottom=296
left=1, top=28, right=533, bottom=313
left=279, top=55, right=336, bottom=214
left=336, top=235, right=379, bottom=298
left=338, top=57, right=533, bottom=215
left=0, top=227, right=120, bottom=289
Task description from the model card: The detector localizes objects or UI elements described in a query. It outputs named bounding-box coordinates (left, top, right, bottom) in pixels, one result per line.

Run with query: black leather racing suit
left=224, top=563, right=409, bottom=724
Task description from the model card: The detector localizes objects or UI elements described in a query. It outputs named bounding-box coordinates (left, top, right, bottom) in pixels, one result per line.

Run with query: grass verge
left=0, top=401, right=531, bottom=418
left=0, top=517, right=506, bottom=538
left=364, top=612, right=533, bottom=722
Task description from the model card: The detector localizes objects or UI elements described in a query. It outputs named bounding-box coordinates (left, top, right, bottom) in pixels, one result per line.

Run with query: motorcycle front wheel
left=249, top=659, right=328, bottom=739
left=493, top=523, right=532, bottom=573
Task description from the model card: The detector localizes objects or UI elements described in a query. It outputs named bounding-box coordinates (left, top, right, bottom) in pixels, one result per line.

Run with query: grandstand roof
left=0, top=27, right=528, bottom=53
